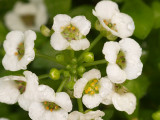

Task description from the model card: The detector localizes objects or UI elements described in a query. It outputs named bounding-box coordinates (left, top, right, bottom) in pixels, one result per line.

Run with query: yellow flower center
left=61, top=24, right=85, bottom=41
left=14, top=42, right=25, bottom=61
left=83, top=79, right=100, bottom=95
left=103, top=19, right=117, bottom=32
left=43, top=101, right=61, bottom=112
left=116, top=51, right=126, bottom=69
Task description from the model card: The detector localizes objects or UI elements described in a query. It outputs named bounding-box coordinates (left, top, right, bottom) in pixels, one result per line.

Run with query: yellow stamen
left=94, top=79, right=98, bottom=83
left=90, top=91, right=95, bottom=95
left=85, top=89, right=89, bottom=94
left=91, top=82, right=95, bottom=87
left=50, top=109, right=53, bottom=112
left=14, top=52, right=18, bottom=56
left=44, top=101, right=47, bottom=105
left=95, top=86, right=99, bottom=91
left=87, top=87, right=92, bottom=92
left=67, top=25, right=71, bottom=29
left=71, top=26, right=75, bottom=30
left=55, top=106, right=59, bottom=110
left=46, top=106, right=49, bottom=110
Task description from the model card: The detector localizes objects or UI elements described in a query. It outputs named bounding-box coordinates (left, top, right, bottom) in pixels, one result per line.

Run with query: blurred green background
left=0, top=0, right=160, bottom=119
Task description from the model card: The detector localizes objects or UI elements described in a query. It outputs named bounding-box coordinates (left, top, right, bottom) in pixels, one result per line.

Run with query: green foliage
left=122, top=0, right=154, bottom=40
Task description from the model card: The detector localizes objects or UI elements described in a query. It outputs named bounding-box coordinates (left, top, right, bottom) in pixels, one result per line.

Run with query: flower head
left=0, top=71, right=39, bottom=111
left=2, top=30, right=36, bottom=71
left=102, top=38, right=143, bottom=83
left=74, top=69, right=113, bottom=109
left=68, top=110, right=105, bottom=120
left=50, top=14, right=91, bottom=51
left=29, top=85, right=72, bottom=120
left=93, top=0, right=135, bottom=38
left=4, top=1, right=48, bottom=31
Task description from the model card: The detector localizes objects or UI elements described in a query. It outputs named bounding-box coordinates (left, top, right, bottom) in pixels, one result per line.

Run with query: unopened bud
left=49, top=68, right=60, bottom=80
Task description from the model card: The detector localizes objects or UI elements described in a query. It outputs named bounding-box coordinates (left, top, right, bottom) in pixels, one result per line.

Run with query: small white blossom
left=68, top=110, right=105, bottom=120
left=0, top=118, right=9, bottom=120
left=102, top=38, right=143, bottom=83
left=0, top=71, right=39, bottom=111
left=4, top=1, right=48, bottom=31
left=2, top=30, right=36, bottom=71
left=50, top=14, right=91, bottom=51
left=93, top=0, right=135, bottom=38
left=29, top=85, right=72, bottom=120
left=74, top=69, right=113, bottom=109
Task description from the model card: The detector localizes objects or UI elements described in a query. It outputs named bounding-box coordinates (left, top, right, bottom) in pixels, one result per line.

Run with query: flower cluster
left=0, top=0, right=143, bottom=120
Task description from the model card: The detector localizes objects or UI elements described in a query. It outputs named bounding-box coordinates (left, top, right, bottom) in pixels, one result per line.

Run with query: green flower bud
left=77, top=66, right=86, bottom=75
left=40, top=25, right=51, bottom=37
left=49, top=68, right=60, bottom=80
left=66, top=65, right=71, bottom=70
left=56, top=54, right=64, bottom=63
left=83, top=52, right=94, bottom=63
left=152, top=110, right=160, bottom=120
left=66, top=80, right=75, bottom=90
left=63, top=71, right=70, bottom=78
left=71, top=68, right=77, bottom=75
left=71, top=58, right=77, bottom=64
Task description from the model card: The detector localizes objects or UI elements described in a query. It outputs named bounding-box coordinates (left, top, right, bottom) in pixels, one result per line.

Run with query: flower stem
left=78, top=34, right=103, bottom=61
left=35, top=51, right=66, bottom=68
left=77, top=98, right=84, bottom=113
left=38, top=74, right=49, bottom=80
left=82, top=59, right=107, bottom=67
left=56, top=78, right=68, bottom=92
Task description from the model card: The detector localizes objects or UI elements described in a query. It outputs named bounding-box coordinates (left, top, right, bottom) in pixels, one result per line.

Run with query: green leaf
left=151, top=1, right=160, bottom=29
left=45, top=0, right=71, bottom=19
left=103, top=108, right=114, bottom=120
left=69, top=5, right=96, bottom=28
left=122, top=0, right=154, bottom=39
left=124, top=75, right=150, bottom=99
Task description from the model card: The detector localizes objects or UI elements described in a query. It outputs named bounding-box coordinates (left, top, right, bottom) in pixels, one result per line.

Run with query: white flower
left=2, top=30, right=36, bottom=71
left=93, top=0, right=135, bottom=38
left=102, top=38, right=143, bottom=83
left=29, top=85, right=72, bottom=120
left=68, top=110, right=105, bottom=120
left=50, top=14, right=91, bottom=51
left=4, top=1, right=48, bottom=31
left=0, top=71, right=39, bottom=111
left=0, top=118, right=9, bottom=120
left=74, top=69, right=113, bottom=109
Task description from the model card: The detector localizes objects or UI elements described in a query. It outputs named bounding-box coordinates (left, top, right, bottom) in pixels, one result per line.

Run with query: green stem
left=56, top=78, right=68, bottom=92
left=38, top=74, right=49, bottom=80
left=78, top=34, right=103, bottom=61
left=77, top=98, right=84, bottom=113
left=35, top=51, right=66, bottom=68
left=83, top=59, right=107, bottom=67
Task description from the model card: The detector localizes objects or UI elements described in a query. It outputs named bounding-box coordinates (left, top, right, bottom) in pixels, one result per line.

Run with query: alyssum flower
left=93, top=0, right=135, bottom=38
left=29, top=85, right=72, bottom=120
left=4, top=1, right=48, bottom=31
left=102, top=79, right=136, bottom=115
left=102, top=38, right=143, bottom=83
left=50, top=14, right=91, bottom=51
left=0, top=71, right=39, bottom=111
left=74, top=69, right=113, bottom=109
left=2, top=30, right=36, bottom=71
left=68, top=110, right=105, bottom=120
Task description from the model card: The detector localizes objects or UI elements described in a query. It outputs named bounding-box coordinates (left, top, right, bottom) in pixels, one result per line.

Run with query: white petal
left=71, top=16, right=91, bottom=35
left=0, top=118, right=9, bottom=120
left=37, top=85, right=55, bottom=102
left=102, top=41, right=120, bottom=63
left=93, top=0, right=120, bottom=19
left=107, top=63, right=126, bottom=83
left=119, top=38, right=142, bottom=59
left=29, top=102, right=46, bottom=120
left=51, top=109, right=68, bottom=120
left=4, top=12, right=26, bottom=31
left=0, top=75, right=26, bottom=82
left=83, top=69, right=101, bottom=80
left=18, top=71, right=39, bottom=111
left=50, top=32, right=69, bottom=51
left=111, top=13, right=135, bottom=38
left=68, top=111, right=82, bottom=120
left=0, top=80, right=20, bottom=104
left=102, top=91, right=113, bottom=105
left=124, top=60, right=143, bottom=80
left=70, top=39, right=90, bottom=51
left=82, top=94, right=102, bottom=109
left=55, top=92, right=72, bottom=112
left=52, top=14, right=71, bottom=32
left=112, top=93, right=136, bottom=114
left=74, top=78, right=88, bottom=98
left=84, top=110, right=105, bottom=120
left=99, top=77, right=113, bottom=98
